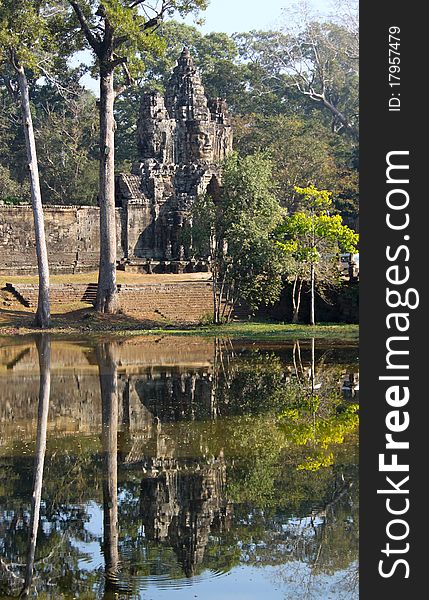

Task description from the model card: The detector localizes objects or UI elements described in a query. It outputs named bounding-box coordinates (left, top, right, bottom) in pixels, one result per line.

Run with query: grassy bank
left=134, top=322, right=359, bottom=341
left=1, top=273, right=358, bottom=342
left=0, top=314, right=358, bottom=342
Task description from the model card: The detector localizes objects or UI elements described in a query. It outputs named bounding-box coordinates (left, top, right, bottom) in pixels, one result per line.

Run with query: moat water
left=0, top=336, right=359, bottom=599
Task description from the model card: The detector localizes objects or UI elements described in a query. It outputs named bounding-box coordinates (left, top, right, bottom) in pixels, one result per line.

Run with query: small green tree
left=191, top=152, right=286, bottom=323
left=277, top=185, right=358, bottom=325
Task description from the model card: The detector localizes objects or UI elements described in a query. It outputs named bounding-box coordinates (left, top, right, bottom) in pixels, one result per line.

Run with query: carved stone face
left=190, top=123, right=213, bottom=162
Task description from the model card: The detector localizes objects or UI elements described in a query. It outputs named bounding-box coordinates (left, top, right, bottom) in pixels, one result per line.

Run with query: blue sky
left=184, top=0, right=332, bottom=34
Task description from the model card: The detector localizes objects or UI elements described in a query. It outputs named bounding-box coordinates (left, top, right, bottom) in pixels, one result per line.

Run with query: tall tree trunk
left=291, top=275, right=298, bottom=321
left=96, top=66, right=118, bottom=314
left=292, top=276, right=303, bottom=324
left=97, top=342, right=120, bottom=591
left=296, top=280, right=303, bottom=322
left=212, top=271, right=218, bottom=324
left=21, top=335, right=51, bottom=597
left=16, top=66, right=50, bottom=328
left=211, top=257, right=220, bottom=325
left=310, top=263, right=315, bottom=325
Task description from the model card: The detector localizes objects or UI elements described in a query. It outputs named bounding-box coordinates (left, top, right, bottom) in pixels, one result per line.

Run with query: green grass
left=0, top=318, right=358, bottom=343
left=133, top=322, right=359, bottom=342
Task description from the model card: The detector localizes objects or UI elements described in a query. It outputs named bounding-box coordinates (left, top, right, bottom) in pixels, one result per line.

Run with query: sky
left=183, top=0, right=333, bottom=35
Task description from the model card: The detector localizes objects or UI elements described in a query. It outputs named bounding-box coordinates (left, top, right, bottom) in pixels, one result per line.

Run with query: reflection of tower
left=132, top=369, right=215, bottom=423
left=116, top=48, right=233, bottom=265
left=140, top=455, right=231, bottom=577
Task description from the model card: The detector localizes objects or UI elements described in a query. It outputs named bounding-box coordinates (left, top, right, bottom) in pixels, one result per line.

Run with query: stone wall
left=0, top=204, right=125, bottom=275
left=7, top=279, right=215, bottom=324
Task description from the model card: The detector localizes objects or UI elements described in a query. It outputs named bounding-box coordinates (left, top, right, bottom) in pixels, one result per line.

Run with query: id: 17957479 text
left=388, top=26, right=401, bottom=112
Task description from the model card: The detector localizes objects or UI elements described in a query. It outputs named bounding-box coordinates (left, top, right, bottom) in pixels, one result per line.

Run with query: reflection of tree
left=20, top=335, right=51, bottom=597
left=0, top=337, right=359, bottom=596
left=275, top=479, right=359, bottom=600
left=0, top=336, right=52, bottom=597
left=96, top=342, right=120, bottom=596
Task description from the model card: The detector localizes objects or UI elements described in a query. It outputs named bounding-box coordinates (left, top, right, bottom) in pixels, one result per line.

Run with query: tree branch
left=68, top=0, right=101, bottom=54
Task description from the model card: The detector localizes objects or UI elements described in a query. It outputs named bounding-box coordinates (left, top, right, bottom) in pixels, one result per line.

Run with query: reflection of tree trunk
left=21, top=335, right=51, bottom=597
left=293, top=341, right=304, bottom=381
left=97, top=342, right=120, bottom=593
left=311, top=337, right=315, bottom=394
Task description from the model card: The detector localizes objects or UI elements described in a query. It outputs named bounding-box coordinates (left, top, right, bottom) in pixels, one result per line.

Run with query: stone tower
left=116, top=48, right=233, bottom=269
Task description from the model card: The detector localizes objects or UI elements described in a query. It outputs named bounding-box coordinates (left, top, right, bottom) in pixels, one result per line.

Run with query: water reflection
left=0, top=335, right=52, bottom=597
left=21, top=336, right=51, bottom=598
left=0, top=336, right=359, bottom=599
left=97, top=342, right=122, bottom=597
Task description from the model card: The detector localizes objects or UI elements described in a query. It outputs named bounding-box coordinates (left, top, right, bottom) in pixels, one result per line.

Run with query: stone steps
left=6, top=283, right=95, bottom=307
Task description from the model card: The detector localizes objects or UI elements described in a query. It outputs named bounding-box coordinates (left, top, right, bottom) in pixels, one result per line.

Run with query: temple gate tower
left=116, top=48, right=233, bottom=272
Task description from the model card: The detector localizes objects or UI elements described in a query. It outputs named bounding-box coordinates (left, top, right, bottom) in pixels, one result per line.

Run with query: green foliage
left=0, top=163, right=29, bottom=202
left=235, top=115, right=337, bottom=207
left=0, top=1, right=95, bottom=207
left=191, top=152, right=287, bottom=318
left=234, top=16, right=359, bottom=137
left=0, top=1, right=76, bottom=75
left=0, top=1, right=50, bottom=70
left=232, top=20, right=359, bottom=221
left=34, top=88, right=99, bottom=204
left=0, top=75, right=100, bottom=204
left=218, top=372, right=359, bottom=505
left=276, top=185, right=359, bottom=322
left=68, top=1, right=208, bottom=72
left=281, top=403, right=359, bottom=471
left=277, top=185, right=359, bottom=260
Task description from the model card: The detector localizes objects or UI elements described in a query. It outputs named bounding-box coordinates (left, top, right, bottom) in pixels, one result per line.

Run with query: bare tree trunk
left=16, top=66, right=50, bottom=328
left=310, top=264, right=315, bottom=325
left=211, top=260, right=221, bottom=325
left=212, top=270, right=218, bottom=324
left=292, top=276, right=303, bottom=324
left=96, top=66, right=118, bottom=314
left=21, top=335, right=51, bottom=597
left=227, top=297, right=237, bottom=323
left=97, top=342, right=120, bottom=591
left=291, top=275, right=298, bottom=321
left=218, top=272, right=229, bottom=324
left=296, top=279, right=303, bottom=322
left=292, top=341, right=300, bottom=380
left=221, top=284, right=230, bottom=321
